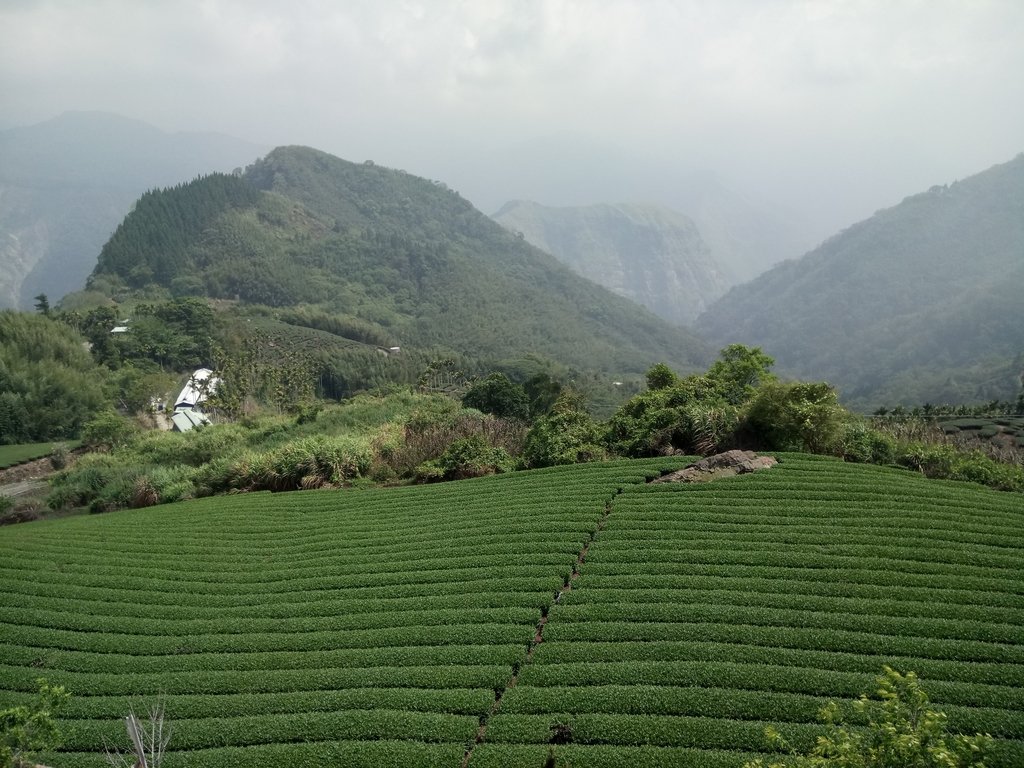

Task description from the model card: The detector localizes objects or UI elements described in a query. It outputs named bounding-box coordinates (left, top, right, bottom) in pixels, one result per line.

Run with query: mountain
left=0, top=111, right=264, bottom=309
left=492, top=200, right=730, bottom=325
left=696, top=154, right=1024, bottom=408
left=436, top=134, right=816, bottom=282
left=88, top=146, right=710, bottom=376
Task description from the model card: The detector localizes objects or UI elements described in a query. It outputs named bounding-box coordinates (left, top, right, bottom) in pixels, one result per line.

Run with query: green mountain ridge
left=491, top=200, right=730, bottom=325
left=0, top=111, right=265, bottom=309
left=696, top=153, right=1024, bottom=407
left=89, top=146, right=710, bottom=377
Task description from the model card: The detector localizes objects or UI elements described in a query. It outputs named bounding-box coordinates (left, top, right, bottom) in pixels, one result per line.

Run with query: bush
left=524, top=392, right=607, bottom=468
left=221, top=436, right=372, bottom=492
left=894, top=442, right=1024, bottom=492
left=48, top=443, right=69, bottom=471
left=81, top=410, right=139, bottom=451
left=0, top=678, right=69, bottom=768
left=743, top=666, right=990, bottom=768
left=373, top=409, right=526, bottom=480
left=842, top=422, right=897, bottom=464
left=46, top=454, right=141, bottom=512
left=605, top=376, right=735, bottom=457
left=743, top=381, right=848, bottom=455
left=415, top=436, right=514, bottom=482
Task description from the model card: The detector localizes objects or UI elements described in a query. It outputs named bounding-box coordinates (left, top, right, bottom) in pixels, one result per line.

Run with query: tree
left=523, top=372, right=563, bottom=418
left=743, top=380, right=848, bottom=455
left=523, top=390, right=606, bottom=467
left=743, top=666, right=991, bottom=768
left=706, top=344, right=775, bottom=405
left=462, top=373, right=530, bottom=421
left=645, top=362, right=678, bottom=391
left=32, top=294, right=49, bottom=316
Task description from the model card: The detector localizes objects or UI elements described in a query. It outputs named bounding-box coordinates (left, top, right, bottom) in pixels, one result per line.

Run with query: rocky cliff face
left=493, top=200, right=730, bottom=326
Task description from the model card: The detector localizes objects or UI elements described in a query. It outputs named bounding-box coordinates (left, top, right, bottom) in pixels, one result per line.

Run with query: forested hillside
left=492, top=201, right=730, bottom=325
left=0, top=112, right=263, bottom=309
left=89, top=146, right=709, bottom=377
left=697, top=154, right=1024, bottom=407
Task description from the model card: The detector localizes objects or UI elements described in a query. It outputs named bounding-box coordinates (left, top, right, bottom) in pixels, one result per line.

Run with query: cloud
left=1, top=0, right=1022, bottom=236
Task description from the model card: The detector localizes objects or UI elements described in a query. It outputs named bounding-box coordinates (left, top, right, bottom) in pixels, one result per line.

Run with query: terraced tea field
left=0, top=455, right=1022, bottom=767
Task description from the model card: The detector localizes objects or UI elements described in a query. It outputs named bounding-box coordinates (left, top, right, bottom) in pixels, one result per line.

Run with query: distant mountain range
left=88, top=146, right=710, bottom=376
left=442, top=133, right=816, bottom=282
left=0, top=111, right=264, bottom=308
left=697, top=153, right=1024, bottom=408
left=492, top=200, right=730, bottom=325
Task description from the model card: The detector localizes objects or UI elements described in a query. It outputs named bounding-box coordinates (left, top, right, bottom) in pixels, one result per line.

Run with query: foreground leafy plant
left=744, top=666, right=991, bottom=768
left=0, top=679, right=68, bottom=768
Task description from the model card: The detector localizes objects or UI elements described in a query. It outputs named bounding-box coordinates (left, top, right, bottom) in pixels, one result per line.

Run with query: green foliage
left=743, top=667, right=991, bottom=768
left=743, top=380, right=848, bottom=454
left=892, top=443, right=1024, bottom=492
left=522, top=373, right=564, bottom=419
left=81, top=410, right=139, bottom=451
left=47, top=442, right=69, bottom=471
left=606, top=348, right=778, bottom=458
left=208, top=330, right=316, bottom=417
left=0, top=311, right=108, bottom=442
left=841, top=422, right=897, bottom=465
left=0, top=679, right=68, bottom=768
left=92, top=173, right=261, bottom=287
left=88, top=146, right=709, bottom=378
left=645, top=363, right=679, bottom=391
left=605, top=373, right=733, bottom=457
left=705, top=344, right=775, bottom=405
left=697, top=155, right=1024, bottom=408
left=415, top=435, right=514, bottom=482
left=0, top=495, right=11, bottom=518
left=462, top=373, right=530, bottom=421
left=523, top=392, right=607, bottom=468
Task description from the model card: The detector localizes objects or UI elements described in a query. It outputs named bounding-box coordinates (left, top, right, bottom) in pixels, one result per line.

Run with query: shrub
left=81, top=411, right=139, bottom=451
left=743, top=381, right=848, bottom=455
left=524, top=392, right=607, bottom=468
left=0, top=678, right=69, bottom=768
left=374, top=409, right=526, bottom=480
left=48, top=443, right=69, bottom=470
left=894, top=442, right=1024, bottom=492
left=842, top=422, right=897, bottom=465
left=645, top=363, right=678, bottom=391
left=222, top=436, right=372, bottom=492
left=415, top=436, right=514, bottom=482
left=743, top=666, right=991, bottom=768
left=605, top=376, right=732, bottom=457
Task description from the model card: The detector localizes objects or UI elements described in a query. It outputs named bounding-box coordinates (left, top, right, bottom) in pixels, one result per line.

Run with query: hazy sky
left=3, top=0, right=1023, bottom=245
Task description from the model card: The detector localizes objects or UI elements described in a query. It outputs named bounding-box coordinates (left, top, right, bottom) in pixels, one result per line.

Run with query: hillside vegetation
left=0, top=456, right=1021, bottom=767
left=88, top=146, right=709, bottom=377
left=696, top=154, right=1024, bottom=408
left=492, top=201, right=730, bottom=325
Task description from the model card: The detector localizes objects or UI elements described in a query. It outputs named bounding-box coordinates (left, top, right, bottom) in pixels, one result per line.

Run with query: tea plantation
left=0, top=455, right=1021, bottom=767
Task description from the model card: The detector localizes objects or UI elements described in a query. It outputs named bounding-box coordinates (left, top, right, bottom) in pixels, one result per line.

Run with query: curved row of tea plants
left=1, top=455, right=1022, bottom=767
left=477, top=455, right=1024, bottom=767
left=0, top=459, right=677, bottom=767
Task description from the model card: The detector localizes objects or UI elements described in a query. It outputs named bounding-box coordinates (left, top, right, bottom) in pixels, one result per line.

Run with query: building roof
left=174, top=368, right=219, bottom=409
left=171, top=408, right=211, bottom=432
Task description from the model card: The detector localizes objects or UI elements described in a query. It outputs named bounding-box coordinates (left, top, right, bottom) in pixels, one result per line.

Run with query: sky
left=2, top=0, right=1023, bottom=250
